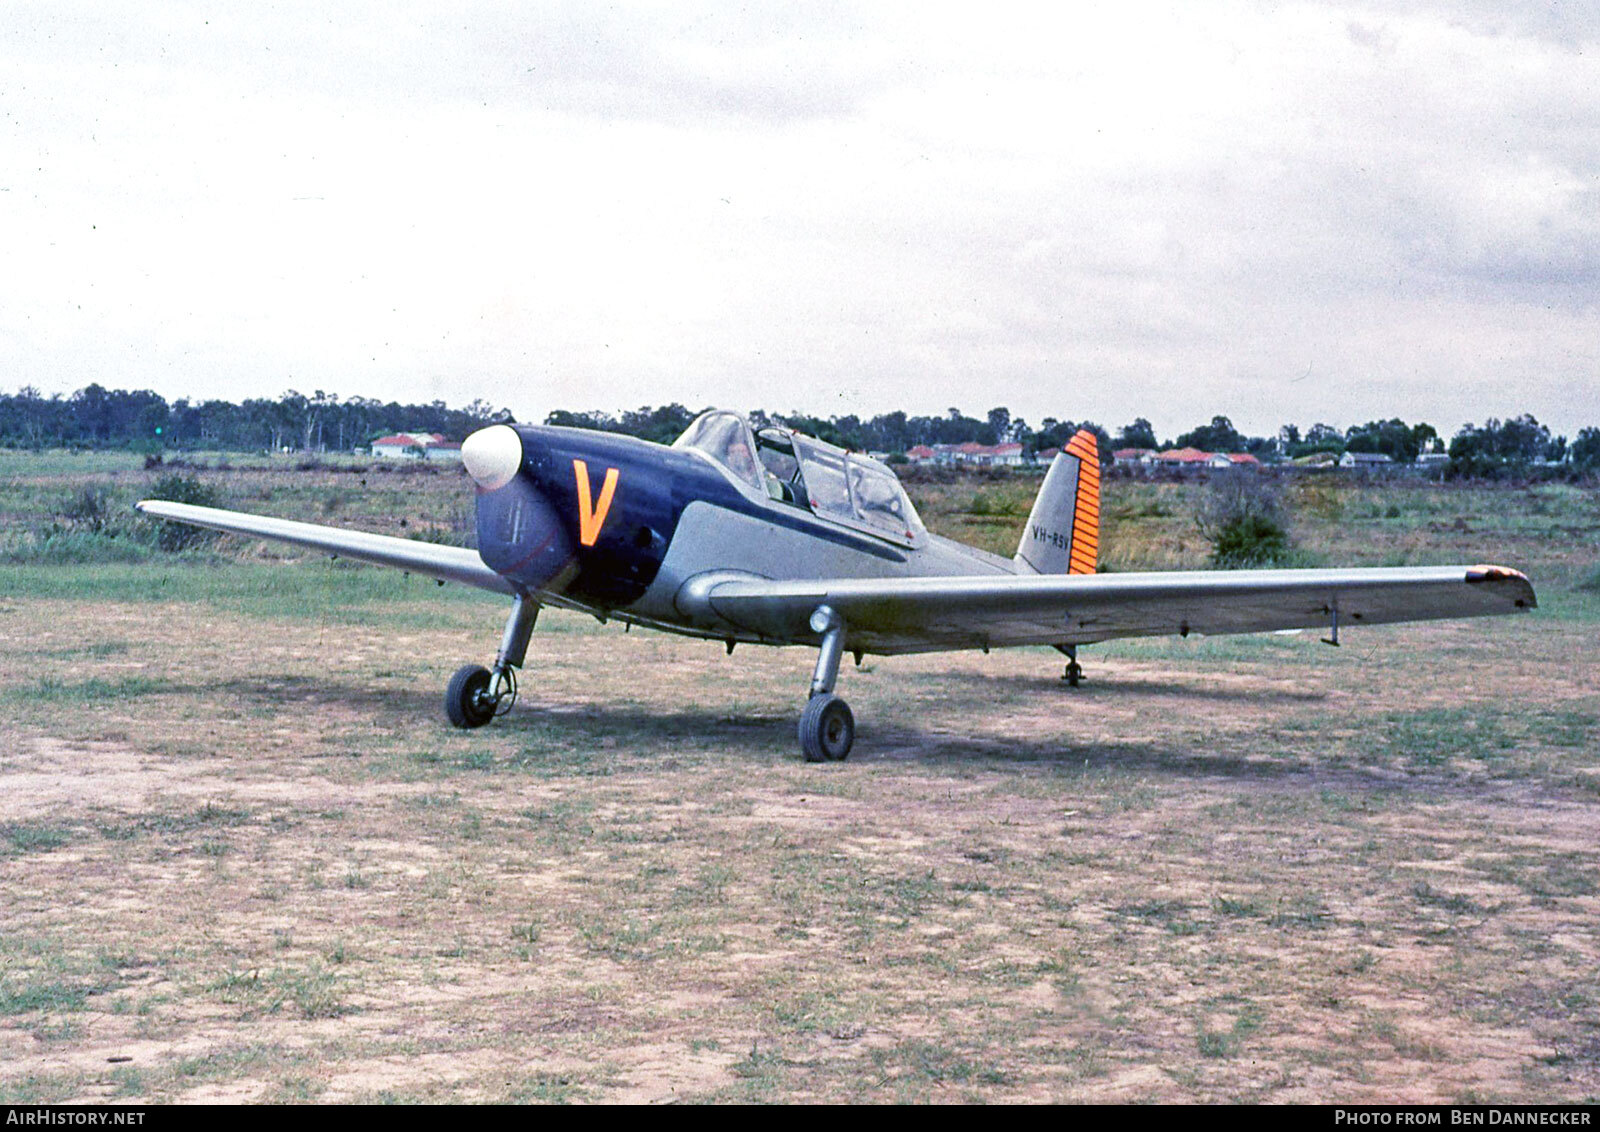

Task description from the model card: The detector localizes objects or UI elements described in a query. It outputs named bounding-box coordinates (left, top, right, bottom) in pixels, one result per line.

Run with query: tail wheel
left=799, top=693, right=854, bottom=762
left=445, top=664, right=496, bottom=729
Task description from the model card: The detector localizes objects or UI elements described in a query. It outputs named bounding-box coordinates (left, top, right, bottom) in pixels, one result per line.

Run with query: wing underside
left=138, top=501, right=1535, bottom=656
left=695, top=565, right=1536, bottom=654
left=135, top=500, right=515, bottom=594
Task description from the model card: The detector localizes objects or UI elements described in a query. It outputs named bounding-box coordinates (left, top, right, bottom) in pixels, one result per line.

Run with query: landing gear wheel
left=446, top=664, right=496, bottom=729
left=1063, top=660, right=1083, bottom=687
left=799, top=693, right=854, bottom=763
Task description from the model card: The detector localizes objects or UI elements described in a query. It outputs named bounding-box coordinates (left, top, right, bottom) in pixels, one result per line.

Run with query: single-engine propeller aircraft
left=138, top=411, right=1536, bottom=762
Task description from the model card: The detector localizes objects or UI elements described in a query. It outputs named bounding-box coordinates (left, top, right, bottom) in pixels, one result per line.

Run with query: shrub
left=61, top=485, right=118, bottom=534
left=142, top=473, right=222, bottom=552
left=1209, top=513, right=1291, bottom=567
left=0, top=483, right=154, bottom=564
left=1197, top=472, right=1293, bottom=568
left=1, top=529, right=155, bottom=565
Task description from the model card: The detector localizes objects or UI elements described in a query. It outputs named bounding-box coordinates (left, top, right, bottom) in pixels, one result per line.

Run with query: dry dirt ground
left=1, top=560, right=1597, bottom=1103
left=2, top=462, right=1597, bottom=1103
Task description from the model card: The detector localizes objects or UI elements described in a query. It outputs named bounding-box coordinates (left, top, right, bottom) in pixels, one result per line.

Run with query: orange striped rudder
left=1063, top=430, right=1099, bottom=575
left=1014, top=428, right=1102, bottom=575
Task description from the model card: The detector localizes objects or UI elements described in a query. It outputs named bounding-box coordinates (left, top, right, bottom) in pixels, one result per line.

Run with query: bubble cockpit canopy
left=672, top=410, right=764, bottom=490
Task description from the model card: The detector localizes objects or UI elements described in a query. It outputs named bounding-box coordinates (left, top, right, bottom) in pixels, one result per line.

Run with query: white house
left=1339, top=451, right=1393, bottom=469
left=902, top=442, right=1029, bottom=467
left=371, top=432, right=464, bottom=462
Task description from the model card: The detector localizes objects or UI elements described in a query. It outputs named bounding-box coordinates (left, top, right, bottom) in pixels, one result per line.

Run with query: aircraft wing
left=135, top=500, right=515, bottom=595
left=693, top=565, right=1536, bottom=654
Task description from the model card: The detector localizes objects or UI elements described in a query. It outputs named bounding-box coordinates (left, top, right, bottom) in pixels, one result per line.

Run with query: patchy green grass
left=1, top=559, right=501, bottom=625
left=1381, top=707, right=1518, bottom=768
left=207, top=964, right=352, bottom=1021
left=1, top=822, right=73, bottom=856
left=0, top=461, right=1595, bottom=1102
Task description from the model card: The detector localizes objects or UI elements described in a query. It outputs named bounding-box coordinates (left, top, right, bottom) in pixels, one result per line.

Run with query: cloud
left=1, top=1, right=1596, bottom=439
left=1345, top=0, right=1600, bottom=48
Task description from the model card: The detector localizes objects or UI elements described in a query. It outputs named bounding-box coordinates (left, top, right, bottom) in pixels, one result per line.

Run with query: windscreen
left=672, top=412, right=764, bottom=491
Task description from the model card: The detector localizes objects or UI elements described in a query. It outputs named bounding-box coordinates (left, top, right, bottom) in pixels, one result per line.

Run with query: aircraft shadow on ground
left=865, top=726, right=1304, bottom=780
left=209, top=674, right=1335, bottom=783
left=211, top=672, right=1321, bottom=717
left=215, top=674, right=449, bottom=715
left=913, top=669, right=1329, bottom=705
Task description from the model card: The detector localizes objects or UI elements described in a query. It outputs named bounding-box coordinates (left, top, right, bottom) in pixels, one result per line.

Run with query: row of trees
left=548, top=404, right=1025, bottom=452
left=0, top=385, right=513, bottom=453
left=1083, top=414, right=1584, bottom=471
left=1160, top=415, right=1443, bottom=462
left=2, top=386, right=1595, bottom=475
left=1449, top=416, right=1593, bottom=474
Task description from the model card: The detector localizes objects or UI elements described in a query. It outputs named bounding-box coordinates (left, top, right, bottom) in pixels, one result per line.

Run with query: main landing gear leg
left=446, top=594, right=537, bottom=729
left=798, top=605, right=854, bottom=763
left=1059, top=644, right=1084, bottom=687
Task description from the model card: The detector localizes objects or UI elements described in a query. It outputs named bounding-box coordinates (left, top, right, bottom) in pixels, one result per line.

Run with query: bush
left=142, top=473, right=223, bottom=552
left=0, top=483, right=155, bottom=564
left=1197, top=472, right=1293, bottom=568
left=1209, top=514, right=1291, bottom=567
left=61, top=485, right=118, bottom=534
left=2, top=529, right=155, bottom=565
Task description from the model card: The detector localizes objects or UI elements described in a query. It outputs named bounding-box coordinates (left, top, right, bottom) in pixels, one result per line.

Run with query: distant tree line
left=0, top=385, right=513, bottom=453
left=548, top=404, right=1028, bottom=452
left=2, top=385, right=1595, bottom=477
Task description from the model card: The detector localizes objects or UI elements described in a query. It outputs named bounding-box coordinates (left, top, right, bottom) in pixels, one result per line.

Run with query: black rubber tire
left=446, top=664, right=496, bottom=729
left=799, top=693, right=854, bottom=763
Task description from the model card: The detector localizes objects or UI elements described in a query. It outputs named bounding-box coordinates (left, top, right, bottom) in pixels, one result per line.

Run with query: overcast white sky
left=3, top=0, right=1597, bottom=439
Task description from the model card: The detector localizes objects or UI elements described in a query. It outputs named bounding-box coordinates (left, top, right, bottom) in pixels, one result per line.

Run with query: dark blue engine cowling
left=474, top=473, right=578, bottom=592
left=467, top=422, right=765, bottom=608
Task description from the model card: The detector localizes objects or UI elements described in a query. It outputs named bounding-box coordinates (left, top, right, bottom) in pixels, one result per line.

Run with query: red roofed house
left=1152, top=448, right=1257, bottom=469
left=371, top=432, right=464, bottom=462
left=973, top=442, right=1026, bottom=467
left=1154, top=447, right=1213, bottom=465
left=905, top=442, right=1029, bottom=468
left=952, top=442, right=1026, bottom=467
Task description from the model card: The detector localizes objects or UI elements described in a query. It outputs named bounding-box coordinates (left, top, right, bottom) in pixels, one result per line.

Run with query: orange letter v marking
left=573, top=459, right=620, bottom=547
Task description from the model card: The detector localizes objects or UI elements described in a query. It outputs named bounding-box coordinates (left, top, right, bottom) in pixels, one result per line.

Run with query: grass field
left=1, top=452, right=1597, bottom=1102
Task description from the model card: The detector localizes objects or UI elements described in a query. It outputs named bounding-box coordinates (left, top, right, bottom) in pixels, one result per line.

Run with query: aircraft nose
left=461, top=425, right=524, bottom=492
left=468, top=426, right=577, bottom=592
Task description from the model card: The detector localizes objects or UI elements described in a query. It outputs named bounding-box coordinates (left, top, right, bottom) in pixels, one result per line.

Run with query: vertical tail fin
left=1014, top=429, right=1100, bottom=575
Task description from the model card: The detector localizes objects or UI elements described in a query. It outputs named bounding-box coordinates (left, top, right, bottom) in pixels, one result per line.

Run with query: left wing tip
left=1465, top=563, right=1537, bottom=608
left=1466, top=563, right=1527, bottom=583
